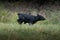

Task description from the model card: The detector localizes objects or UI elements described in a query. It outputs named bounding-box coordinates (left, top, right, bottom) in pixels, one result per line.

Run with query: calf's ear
left=18, top=13, right=20, bottom=15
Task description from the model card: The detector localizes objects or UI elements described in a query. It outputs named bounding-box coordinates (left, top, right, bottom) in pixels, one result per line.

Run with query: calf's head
left=37, top=14, right=45, bottom=21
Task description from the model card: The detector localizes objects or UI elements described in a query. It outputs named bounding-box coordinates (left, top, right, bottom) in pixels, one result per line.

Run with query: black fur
left=17, top=13, right=45, bottom=25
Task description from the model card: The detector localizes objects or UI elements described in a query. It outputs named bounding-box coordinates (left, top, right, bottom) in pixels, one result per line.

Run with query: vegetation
left=0, top=23, right=60, bottom=40
left=0, top=1, right=60, bottom=40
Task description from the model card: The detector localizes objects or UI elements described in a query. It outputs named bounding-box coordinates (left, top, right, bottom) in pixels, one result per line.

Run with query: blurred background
left=0, top=0, right=60, bottom=40
left=0, top=0, right=60, bottom=24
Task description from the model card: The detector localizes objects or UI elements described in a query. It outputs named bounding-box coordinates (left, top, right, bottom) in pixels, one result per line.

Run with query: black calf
left=17, top=13, right=45, bottom=25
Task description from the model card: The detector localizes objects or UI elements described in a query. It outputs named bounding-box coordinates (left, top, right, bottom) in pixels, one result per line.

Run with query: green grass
left=0, top=2, right=60, bottom=24
left=0, top=23, right=60, bottom=40
left=0, top=2, right=60, bottom=40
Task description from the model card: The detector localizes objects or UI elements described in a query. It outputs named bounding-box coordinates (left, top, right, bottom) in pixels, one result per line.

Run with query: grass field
left=0, top=23, right=60, bottom=40
left=0, top=2, right=60, bottom=40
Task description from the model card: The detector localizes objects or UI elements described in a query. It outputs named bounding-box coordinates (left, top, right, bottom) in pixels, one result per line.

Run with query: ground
left=0, top=1, right=60, bottom=40
left=0, top=23, right=60, bottom=40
